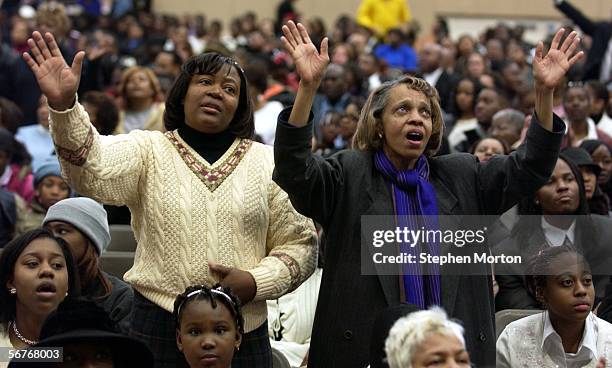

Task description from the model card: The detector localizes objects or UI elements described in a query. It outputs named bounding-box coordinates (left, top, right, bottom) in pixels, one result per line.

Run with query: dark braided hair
left=524, top=245, right=590, bottom=307
left=173, top=284, right=244, bottom=335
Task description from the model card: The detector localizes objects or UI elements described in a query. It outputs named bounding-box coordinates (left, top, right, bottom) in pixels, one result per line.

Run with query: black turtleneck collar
left=178, top=123, right=236, bottom=165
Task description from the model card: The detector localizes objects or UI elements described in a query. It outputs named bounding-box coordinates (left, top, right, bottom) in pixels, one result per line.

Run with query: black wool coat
left=273, top=108, right=564, bottom=368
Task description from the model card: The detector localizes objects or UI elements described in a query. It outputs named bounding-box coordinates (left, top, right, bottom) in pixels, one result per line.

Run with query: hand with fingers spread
left=533, top=29, right=583, bottom=91
left=281, top=21, right=329, bottom=89
left=22, top=31, right=85, bottom=111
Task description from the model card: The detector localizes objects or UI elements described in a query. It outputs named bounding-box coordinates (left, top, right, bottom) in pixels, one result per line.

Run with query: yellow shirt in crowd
left=357, top=0, right=412, bottom=38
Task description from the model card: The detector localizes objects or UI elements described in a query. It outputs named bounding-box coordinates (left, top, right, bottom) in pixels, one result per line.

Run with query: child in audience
left=43, top=197, right=133, bottom=333
left=20, top=160, right=70, bottom=233
left=0, top=229, right=80, bottom=357
left=496, top=246, right=612, bottom=367
left=384, top=307, right=471, bottom=368
left=174, top=285, right=244, bottom=368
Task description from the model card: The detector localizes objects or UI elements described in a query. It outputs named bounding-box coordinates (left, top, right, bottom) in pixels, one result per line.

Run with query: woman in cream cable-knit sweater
left=23, top=31, right=317, bottom=368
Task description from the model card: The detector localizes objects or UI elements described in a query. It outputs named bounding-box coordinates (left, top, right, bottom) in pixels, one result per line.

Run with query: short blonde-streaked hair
left=384, top=307, right=466, bottom=368
left=118, top=66, right=163, bottom=110
left=352, top=76, right=444, bottom=157
left=36, top=2, right=71, bottom=37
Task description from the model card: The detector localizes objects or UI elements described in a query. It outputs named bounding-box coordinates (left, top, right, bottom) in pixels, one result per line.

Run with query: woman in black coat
left=273, top=21, right=582, bottom=368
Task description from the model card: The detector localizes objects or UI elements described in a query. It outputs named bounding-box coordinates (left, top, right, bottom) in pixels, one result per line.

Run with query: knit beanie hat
left=43, top=197, right=111, bottom=254
left=34, top=159, right=63, bottom=187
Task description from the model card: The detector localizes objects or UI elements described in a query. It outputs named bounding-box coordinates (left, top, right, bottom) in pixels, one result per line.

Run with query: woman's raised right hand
left=22, top=31, right=85, bottom=111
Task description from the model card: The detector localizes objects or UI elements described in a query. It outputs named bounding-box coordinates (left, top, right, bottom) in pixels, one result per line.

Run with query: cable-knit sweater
left=48, top=101, right=317, bottom=332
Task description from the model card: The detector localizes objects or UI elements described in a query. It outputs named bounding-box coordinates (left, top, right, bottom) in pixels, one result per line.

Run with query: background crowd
left=0, top=0, right=612, bottom=367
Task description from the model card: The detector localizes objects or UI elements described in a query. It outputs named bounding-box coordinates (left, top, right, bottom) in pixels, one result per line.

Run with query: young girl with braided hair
left=174, top=285, right=244, bottom=368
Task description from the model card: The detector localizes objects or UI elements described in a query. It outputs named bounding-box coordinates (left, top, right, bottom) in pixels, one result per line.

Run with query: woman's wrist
left=48, top=96, right=76, bottom=112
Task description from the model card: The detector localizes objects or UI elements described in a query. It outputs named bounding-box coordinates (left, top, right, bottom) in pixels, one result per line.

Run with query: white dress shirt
left=423, top=67, right=443, bottom=88
left=497, top=312, right=612, bottom=368
left=541, top=217, right=576, bottom=247
left=542, top=311, right=597, bottom=368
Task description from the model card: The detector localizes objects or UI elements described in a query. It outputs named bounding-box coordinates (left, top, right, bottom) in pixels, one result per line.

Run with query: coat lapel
left=364, top=173, right=401, bottom=306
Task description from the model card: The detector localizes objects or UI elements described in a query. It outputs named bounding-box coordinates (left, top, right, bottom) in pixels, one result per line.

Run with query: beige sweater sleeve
left=49, top=100, right=146, bottom=206
left=247, top=179, right=318, bottom=301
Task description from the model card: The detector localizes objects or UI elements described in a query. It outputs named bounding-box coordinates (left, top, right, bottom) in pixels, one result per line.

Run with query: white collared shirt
left=542, top=312, right=598, bottom=368
left=564, top=118, right=599, bottom=147
left=423, top=68, right=443, bottom=88
left=541, top=217, right=576, bottom=247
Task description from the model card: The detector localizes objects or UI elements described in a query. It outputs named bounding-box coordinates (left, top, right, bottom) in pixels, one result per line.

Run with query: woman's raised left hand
left=281, top=21, right=329, bottom=89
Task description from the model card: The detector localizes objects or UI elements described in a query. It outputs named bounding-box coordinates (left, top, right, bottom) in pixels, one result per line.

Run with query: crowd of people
left=0, top=0, right=612, bottom=367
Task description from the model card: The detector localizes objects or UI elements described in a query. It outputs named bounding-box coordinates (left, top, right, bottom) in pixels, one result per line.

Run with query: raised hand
left=281, top=21, right=329, bottom=88
left=533, top=29, right=583, bottom=91
left=22, top=31, right=85, bottom=111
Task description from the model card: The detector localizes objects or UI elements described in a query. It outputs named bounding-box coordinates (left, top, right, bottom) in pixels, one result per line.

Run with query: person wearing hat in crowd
left=18, top=159, right=70, bottom=234
left=562, top=147, right=611, bottom=216
left=8, top=298, right=153, bottom=368
left=43, top=197, right=134, bottom=333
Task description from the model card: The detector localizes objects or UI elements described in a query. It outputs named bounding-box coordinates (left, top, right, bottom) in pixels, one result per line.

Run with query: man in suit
left=418, top=43, right=457, bottom=113
left=554, top=0, right=612, bottom=82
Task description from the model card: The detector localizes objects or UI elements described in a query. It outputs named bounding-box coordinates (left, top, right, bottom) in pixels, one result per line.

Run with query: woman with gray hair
left=273, top=21, right=582, bottom=368
left=385, top=307, right=470, bottom=368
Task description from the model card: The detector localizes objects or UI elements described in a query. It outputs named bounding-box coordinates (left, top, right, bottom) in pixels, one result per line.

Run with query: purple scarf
left=374, top=150, right=441, bottom=309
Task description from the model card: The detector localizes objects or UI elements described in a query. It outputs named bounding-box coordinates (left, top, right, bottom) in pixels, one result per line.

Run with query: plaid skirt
left=129, top=291, right=272, bottom=368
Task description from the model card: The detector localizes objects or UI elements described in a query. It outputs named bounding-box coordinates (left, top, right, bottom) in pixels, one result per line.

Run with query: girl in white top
left=497, top=245, right=612, bottom=368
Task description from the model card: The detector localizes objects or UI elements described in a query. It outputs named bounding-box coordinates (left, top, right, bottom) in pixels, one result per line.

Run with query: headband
left=177, top=286, right=237, bottom=318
